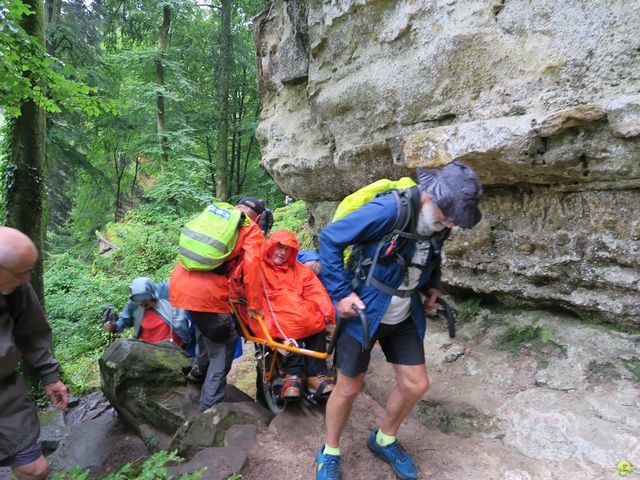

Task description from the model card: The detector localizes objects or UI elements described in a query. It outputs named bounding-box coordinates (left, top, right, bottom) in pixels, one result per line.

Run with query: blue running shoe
left=367, top=431, right=419, bottom=479
left=316, top=446, right=341, bottom=480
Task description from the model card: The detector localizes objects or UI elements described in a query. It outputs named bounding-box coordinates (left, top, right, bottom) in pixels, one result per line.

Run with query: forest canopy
left=0, top=0, right=293, bottom=394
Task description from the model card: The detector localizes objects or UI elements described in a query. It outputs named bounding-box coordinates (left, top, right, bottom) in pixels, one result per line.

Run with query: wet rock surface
left=2, top=306, right=637, bottom=479
left=99, top=339, right=197, bottom=438
left=254, top=0, right=640, bottom=328
left=243, top=306, right=639, bottom=479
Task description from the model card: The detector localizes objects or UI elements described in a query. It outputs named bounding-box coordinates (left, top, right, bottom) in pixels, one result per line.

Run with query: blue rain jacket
left=319, top=193, right=443, bottom=346
left=296, top=249, right=320, bottom=264
left=116, top=280, right=191, bottom=344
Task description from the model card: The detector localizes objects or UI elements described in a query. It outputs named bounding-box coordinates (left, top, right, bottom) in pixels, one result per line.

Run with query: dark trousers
left=280, top=331, right=328, bottom=378
left=188, top=311, right=236, bottom=411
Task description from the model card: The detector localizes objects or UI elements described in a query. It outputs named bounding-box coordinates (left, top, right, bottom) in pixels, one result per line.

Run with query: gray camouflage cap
left=416, top=161, right=483, bottom=229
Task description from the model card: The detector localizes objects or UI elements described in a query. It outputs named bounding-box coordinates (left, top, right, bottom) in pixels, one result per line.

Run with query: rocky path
left=2, top=307, right=637, bottom=480
left=244, top=391, right=593, bottom=480
left=239, top=307, right=640, bottom=480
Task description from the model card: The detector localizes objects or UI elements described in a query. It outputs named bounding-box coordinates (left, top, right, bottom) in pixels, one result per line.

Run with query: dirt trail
left=240, top=390, right=611, bottom=480
left=232, top=307, right=640, bottom=480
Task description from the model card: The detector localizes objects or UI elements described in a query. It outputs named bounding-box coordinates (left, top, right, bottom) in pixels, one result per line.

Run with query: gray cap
left=129, top=277, right=156, bottom=302
left=416, top=161, right=483, bottom=229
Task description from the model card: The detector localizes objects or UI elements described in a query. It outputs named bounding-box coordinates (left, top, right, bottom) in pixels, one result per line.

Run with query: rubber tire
left=255, top=364, right=287, bottom=415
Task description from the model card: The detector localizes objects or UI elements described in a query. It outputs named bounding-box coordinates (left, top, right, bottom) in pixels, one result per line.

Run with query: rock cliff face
left=254, top=0, right=640, bottom=328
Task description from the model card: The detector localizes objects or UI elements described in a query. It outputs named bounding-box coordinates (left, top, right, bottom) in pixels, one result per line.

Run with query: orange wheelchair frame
left=230, top=299, right=334, bottom=414
left=231, top=298, right=376, bottom=414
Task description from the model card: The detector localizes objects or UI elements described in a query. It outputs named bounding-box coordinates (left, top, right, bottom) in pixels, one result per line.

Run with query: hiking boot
left=366, top=431, right=419, bottom=479
left=281, top=374, right=301, bottom=398
left=307, top=375, right=335, bottom=395
left=315, top=446, right=341, bottom=480
left=186, top=364, right=206, bottom=383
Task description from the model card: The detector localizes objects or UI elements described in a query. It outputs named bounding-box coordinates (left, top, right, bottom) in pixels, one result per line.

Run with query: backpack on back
left=332, top=177, right=448, bottom=299
left=178, top=203, right=243, bottom=271
left=332, top=177, right=417, bottom=222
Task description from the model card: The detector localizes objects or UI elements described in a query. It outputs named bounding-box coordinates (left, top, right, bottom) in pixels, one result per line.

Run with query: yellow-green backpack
left=178, top=203, right=244, bottom=271
left=332, top=177, right=417, bottom=222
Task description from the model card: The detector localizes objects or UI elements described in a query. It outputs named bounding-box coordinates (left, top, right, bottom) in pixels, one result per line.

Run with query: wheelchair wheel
left=256, top=364, right=287, bottom=414
left=254, top=343, right=287, bottom=414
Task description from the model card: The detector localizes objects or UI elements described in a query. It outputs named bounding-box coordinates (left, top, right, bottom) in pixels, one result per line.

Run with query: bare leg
left=325, top=371, right=366, bottom=447
left=380, top=363, right=429, bottom=436
left=12, top=454, right=48, bottom=480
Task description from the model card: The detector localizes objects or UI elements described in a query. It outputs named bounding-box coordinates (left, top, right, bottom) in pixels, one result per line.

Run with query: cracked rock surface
left=254, top=0, right=640, bottom=328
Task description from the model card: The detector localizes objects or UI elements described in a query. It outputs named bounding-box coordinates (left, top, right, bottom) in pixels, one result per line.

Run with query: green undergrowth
left=271, top=201, right=312, bottom=249
left=502, top=315, right=557, bottom=354
left=457, top=297, right=481, bottom=324
left=51, top=450, right=205, bottom=480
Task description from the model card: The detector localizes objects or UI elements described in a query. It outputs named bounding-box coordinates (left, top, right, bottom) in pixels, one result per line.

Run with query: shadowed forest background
left=0, top=0, right=308, bottom=397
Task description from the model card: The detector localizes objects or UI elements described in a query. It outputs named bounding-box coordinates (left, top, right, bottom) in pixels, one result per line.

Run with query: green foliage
left=622, top=358, right=640, bottom=383
left=51, top=450, right=205, bottom=480
left=226, top=475, right=242, bottom=480
left=458, top=297, right=481, bottom=324
left=271, top=201, right=312, bottom=249
left=45, top=253, right=129, bottom=394
left=51, top=466, right=89, bottom=480
left=144, top=434, right=160, bottom=450
left=0, top=0, right=117, bottom=118
left=502, top=315, right=557, bottom=354
left=94, top=209, right=184, bottom=279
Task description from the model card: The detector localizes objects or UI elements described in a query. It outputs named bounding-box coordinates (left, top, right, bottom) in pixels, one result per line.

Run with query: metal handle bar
left=327, top=304, right=371, bottom=355
left=436, top=297, right=456, bottom=338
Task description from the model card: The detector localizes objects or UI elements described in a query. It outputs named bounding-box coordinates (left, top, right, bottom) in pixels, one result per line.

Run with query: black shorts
left=334, top=318, right=425, bottom=378
left=0, top=438, right=42, bottom=468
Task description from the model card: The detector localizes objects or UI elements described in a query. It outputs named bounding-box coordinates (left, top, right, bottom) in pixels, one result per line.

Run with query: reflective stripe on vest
left=178, top=246, right=221, bottom=266
left=181, top=227, right=229, bottom=253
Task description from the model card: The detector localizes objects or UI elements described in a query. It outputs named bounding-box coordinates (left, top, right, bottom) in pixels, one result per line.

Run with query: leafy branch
left=0, top=0, right=118, bottom=117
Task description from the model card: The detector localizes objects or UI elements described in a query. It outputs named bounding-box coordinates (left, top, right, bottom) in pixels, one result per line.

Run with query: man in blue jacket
left=315, top=161, right=483, bottom=480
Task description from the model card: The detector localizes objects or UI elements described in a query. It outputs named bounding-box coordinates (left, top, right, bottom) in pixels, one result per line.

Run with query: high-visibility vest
left=178, top=203, right=243, bottom=271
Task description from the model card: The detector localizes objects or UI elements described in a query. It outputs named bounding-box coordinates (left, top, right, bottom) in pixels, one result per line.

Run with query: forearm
left=115, top=301, right=137, bottom=331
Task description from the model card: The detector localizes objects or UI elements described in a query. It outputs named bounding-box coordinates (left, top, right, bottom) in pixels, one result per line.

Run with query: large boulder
left=254, top=0, right=640, bottom=329
left=99, top=339, right=198, bottom=441
left=170, top=402, right=272, bottom=459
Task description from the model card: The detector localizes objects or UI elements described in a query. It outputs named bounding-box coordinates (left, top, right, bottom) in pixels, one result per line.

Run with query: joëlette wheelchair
left=230, top=295, right=454, bottom=415
left=230, top=299, right=370, bottom=414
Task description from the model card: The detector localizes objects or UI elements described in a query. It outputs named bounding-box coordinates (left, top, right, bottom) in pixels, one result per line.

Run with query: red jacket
left=170, top=218, right=264, bottom=313
left=232, top=229, right=335, bottom=340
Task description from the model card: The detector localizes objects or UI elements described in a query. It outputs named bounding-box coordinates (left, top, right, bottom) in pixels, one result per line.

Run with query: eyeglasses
left=0, top=264, right=33, bottom=280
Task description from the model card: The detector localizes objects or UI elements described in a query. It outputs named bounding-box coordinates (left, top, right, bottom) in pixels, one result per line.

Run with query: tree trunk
left=230, top=86, right=239, bottom=196
left=3, top=0, right=47, bottom=304
left=156, top=5, right=171, bottom=170
left=205, top=136, right=216, bottom=194
left=235, top=67, right=246, bottom=195
left=45, top=0, right=62, bottom=55
left=214, top=0, right=232, bottom=201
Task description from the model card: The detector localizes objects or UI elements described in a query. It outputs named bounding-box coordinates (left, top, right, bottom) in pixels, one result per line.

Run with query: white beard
left=417, top=202, right=445, bottom=236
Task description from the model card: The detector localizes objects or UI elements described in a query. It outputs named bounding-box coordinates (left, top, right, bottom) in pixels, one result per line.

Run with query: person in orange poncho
left=170, top=213, right=264, bottom=411
left=233, top=229, right=336, bottom=399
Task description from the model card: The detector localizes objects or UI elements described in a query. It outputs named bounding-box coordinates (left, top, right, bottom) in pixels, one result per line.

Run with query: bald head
left=0, top=227, right=38, bottom=295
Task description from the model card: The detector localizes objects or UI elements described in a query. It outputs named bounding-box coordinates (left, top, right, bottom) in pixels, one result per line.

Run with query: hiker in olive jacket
left=0, top=227, right=68, bottom=480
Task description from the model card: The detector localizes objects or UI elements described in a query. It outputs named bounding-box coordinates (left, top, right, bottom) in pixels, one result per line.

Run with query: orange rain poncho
left=232, top=229, right=335, bottom=340
left=170, top=219, right=264, bottom=313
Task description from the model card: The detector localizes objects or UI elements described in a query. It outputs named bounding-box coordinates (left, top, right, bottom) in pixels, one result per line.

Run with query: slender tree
left=4, top=0, right=47, bottom=302
left=156, top=4, right=171, bottom=170
left=214, top=0, right=232, bottom=201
